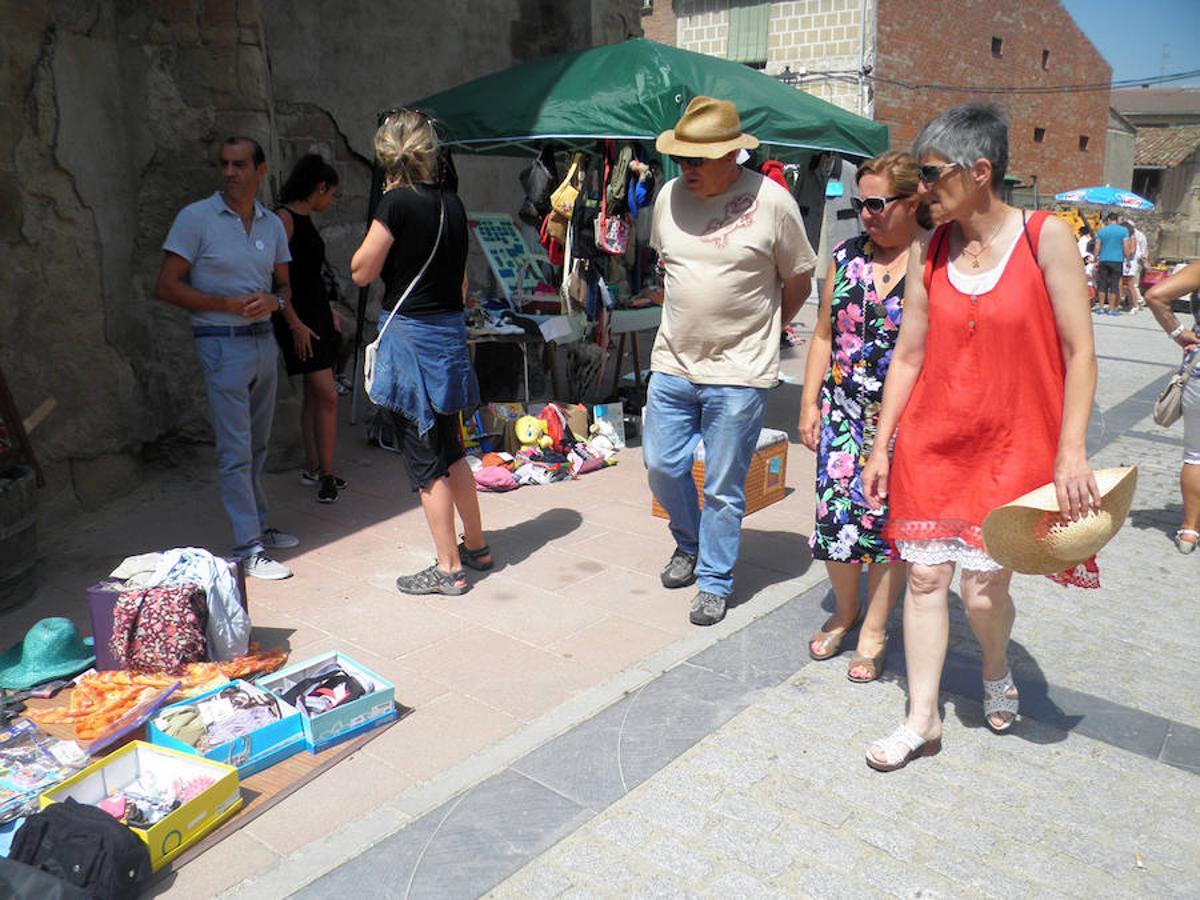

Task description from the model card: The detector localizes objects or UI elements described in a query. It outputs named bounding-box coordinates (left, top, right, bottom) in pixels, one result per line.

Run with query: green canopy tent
left=349, top=39, right=888, bottom=418
left=407, top=37, right=888, bottom=161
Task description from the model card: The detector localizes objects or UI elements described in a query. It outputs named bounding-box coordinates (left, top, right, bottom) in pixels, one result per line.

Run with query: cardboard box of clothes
left=256, top=652, right=397, bottom=754
left=39, top=741, right=241, bottom=871
left=146, top=680, right=304, bottom=777
left=650, top=428, right=789, bottom=519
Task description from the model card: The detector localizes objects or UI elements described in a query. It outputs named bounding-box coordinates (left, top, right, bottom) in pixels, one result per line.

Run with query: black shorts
left=1096, top=262, right=1122, bottom=296
left=387, top=410, right=465, bottom=491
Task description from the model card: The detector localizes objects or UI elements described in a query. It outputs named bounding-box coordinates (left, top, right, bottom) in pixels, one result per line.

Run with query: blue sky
left=1060, top=0, right=1200, bottom=86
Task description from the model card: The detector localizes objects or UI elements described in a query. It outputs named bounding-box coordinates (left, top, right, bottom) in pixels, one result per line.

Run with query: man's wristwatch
left=275, top=294, right=286, bottom=312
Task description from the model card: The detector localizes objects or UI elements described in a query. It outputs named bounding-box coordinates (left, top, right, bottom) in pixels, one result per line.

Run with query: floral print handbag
left=109, top=583, right=208, bottom=674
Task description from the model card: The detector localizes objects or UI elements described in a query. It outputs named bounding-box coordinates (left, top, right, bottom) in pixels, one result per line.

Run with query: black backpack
left=10, top=798, right=152, bottom=900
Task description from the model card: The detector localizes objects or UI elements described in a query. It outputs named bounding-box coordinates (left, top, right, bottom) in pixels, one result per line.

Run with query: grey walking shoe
left=689, top=590, right=727, bottom=626
left=660, top=548, right=698, bottom=589
left=395, top=563, right=468, bottom=596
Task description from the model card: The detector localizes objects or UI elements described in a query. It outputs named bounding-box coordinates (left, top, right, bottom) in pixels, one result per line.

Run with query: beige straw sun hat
left=981, top=466, right=1137, bottom=575
left=656, top=96, right=760, bottom=159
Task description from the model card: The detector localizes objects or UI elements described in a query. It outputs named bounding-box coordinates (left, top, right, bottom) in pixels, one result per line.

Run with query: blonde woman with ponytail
left=351, top=109, right=492, bottom=595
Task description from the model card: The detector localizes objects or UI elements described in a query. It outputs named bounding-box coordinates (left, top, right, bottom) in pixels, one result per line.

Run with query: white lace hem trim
left=897, top=538, right=1003, bottom=571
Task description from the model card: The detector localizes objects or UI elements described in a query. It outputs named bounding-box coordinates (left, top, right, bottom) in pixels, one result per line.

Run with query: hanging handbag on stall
left=605, top=142, right=634, bottom=216
left=550, top=153, right=584, bottom=218
left=571, top=155, right=603, bottom=262
left=596, top=156, right=630, bottom=255
left=363, top=198, right=445, bottom=396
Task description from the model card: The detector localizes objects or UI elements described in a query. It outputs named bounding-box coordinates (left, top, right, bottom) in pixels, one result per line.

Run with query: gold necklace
left=960, top=216, right=1008, bottom=269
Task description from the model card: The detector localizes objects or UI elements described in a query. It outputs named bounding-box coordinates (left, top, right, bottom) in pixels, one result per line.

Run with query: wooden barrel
left=0, top=465, right=37, bottom=610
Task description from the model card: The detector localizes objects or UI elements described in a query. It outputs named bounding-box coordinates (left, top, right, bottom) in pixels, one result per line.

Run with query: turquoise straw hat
left=0, top=617, right=95, bottom=690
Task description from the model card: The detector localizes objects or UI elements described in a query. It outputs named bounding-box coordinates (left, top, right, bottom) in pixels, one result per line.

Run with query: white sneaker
left=244, top=553, right=292, bottom=580
left=261, top=528, right=299, bottom=549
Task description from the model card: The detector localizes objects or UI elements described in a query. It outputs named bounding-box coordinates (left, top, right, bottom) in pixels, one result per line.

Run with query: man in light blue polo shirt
left=155, top=137, right=317, bottom=579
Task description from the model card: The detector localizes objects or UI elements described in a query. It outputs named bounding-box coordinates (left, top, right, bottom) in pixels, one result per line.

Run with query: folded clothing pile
left=96, top=772, right=216, bottom=828
left=276, top=661, right=374, bottom=717
left=154, top=683, right=282, bottom=752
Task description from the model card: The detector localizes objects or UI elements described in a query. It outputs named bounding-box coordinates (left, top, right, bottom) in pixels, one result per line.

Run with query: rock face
left=0, top=0, right=641, bottom=517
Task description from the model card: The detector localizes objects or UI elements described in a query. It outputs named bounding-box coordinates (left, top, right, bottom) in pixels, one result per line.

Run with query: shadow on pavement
left=1129, top=502, right=1183, bottom=539
left=728, top=528, right=814, bottom=610
left=482, top=506, right=584, bottom=572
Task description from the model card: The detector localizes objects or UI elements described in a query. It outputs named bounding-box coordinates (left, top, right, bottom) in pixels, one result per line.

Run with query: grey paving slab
left=294, top=769, right=591, bottom=900
left=495, top=662, right=1200, bottom=899
left=1161, top=721, right=1200, bottom=772
left=686, top=581, right=830, bottom=687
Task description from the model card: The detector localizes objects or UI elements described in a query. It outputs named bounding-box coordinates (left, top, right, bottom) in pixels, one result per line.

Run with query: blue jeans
left=643, top=373, right=767, bottom=597
left=194, top=333, right=278, bottom=554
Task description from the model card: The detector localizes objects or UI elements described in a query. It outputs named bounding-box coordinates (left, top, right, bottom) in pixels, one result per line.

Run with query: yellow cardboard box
left=40, top=741, right=242, bottom=871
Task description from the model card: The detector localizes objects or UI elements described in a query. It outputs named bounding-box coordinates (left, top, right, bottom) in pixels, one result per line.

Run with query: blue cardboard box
left=257, top=652, right=397, bottom=754
left=146, top=679, right=304, bottom=777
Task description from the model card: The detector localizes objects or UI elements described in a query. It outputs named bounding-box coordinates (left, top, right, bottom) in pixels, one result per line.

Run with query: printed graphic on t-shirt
left=701, top=194, right=758, bottom=248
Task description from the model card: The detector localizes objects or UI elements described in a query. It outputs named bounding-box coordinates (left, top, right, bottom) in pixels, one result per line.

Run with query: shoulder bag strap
left=376, top=195, right=446, bottom=342
left=1021, top=209, right=1036, bottom=259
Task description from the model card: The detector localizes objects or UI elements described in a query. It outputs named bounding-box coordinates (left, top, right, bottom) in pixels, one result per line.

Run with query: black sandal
left=457, top=537, right=494, bottom=571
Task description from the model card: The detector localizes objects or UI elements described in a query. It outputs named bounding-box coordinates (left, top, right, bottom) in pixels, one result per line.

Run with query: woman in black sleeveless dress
left=273, top=155, right=343, bottom=503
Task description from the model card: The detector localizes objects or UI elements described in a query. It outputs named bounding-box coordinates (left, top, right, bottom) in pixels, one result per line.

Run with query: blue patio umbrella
left=1054, top=185, right=1154, bottom=211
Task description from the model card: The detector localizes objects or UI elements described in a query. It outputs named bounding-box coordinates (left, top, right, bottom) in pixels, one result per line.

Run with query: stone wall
left=656, top=1, right=868, bottom=115
left=0, top=0, right=641, bottom=519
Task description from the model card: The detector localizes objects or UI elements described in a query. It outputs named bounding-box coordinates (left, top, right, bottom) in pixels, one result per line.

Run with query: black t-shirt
left=374, top=184, right=468, bottom=317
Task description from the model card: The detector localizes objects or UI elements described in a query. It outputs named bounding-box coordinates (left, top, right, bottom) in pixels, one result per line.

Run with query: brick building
left=642, top=0, right=1111, bottom=196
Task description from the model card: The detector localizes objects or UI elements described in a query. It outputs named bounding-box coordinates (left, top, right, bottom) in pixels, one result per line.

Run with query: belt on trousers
left=192, top=322, right=273, bottom=338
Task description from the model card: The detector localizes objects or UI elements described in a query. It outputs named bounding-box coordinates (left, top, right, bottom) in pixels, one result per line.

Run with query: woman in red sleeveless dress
left=859, top=104, right=1101, bottom=771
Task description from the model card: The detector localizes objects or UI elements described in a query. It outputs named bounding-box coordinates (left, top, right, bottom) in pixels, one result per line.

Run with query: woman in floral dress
left=799, top=151, right=929, bottom=682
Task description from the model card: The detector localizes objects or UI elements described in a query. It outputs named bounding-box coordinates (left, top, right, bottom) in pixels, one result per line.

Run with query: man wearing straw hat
left=645, top=96, right=815, bottom=626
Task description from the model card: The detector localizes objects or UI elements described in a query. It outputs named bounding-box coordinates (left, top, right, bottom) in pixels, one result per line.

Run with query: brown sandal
left=808, top=616, right=858, bottom=661
left=847, top=636, right=888, bottom=683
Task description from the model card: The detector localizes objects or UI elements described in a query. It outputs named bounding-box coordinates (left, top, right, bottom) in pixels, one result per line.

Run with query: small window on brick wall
left=992, top=37, right=1003, bottom=57
left=1034, top=127, right=1046, bottom=143
left=1042, top=49, right=1050, bottom=69
left=1079, top=135, right=1090, bottom=151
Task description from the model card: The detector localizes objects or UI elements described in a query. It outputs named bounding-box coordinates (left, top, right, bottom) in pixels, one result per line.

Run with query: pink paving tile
left=396, top=627, right=605, bottom=722
left=486, top=545, right=609, bottom=593
left=362, top=692, right=523, bottom=783
left=571, top=566, right=695, bottom=637
left=166, top=828, right=278, bottom=899
left=290, top=529, right=405, bottom=578
left=548, top=615, right=680, bottom=675
left=450, top=571, right=610, bottom=647
left=244, top=751, right=416, bottom=856
left=246, top=606, right=331, bottom=656
left=293, top=580, right=473, bottom=659
left=555, top=525, right=677, bottom=579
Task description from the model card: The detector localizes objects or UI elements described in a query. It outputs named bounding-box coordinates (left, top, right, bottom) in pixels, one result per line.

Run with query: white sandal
left=865, top=724, right=941, bottom=772
left=1175, top=529, right=1199, bottom=555
left=982, top=670, right=1020, bottom=733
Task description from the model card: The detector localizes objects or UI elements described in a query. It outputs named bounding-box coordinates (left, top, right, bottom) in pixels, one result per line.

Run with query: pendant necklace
left=961, top=216, right=1007, bottom=269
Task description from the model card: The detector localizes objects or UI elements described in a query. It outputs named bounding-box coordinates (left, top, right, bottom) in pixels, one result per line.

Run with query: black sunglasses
left=851, top=194, right=910, bottom=214
left=918, top=163, right=959, bottom=184
left=670, top=155, right=706, bottom=168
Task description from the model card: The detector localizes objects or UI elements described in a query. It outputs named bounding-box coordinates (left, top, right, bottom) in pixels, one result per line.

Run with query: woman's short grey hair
left=913, top=103, right=1009, bottom=191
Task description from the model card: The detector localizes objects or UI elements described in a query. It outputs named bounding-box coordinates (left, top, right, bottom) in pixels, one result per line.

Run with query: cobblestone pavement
left=286, top=312, right=1200, bottom=898
left=491, top=661, right=1200, bottom=900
